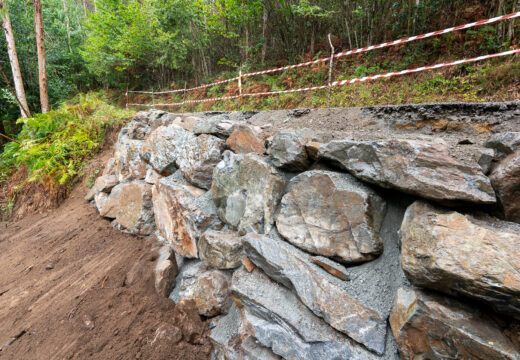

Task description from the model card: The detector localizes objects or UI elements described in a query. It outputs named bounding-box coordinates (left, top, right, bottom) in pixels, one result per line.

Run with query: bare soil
left=0, top=178, right=212, bottom=359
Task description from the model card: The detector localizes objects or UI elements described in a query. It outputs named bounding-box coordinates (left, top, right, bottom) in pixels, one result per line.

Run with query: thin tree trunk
left=33, top=0, right=50, bottom=113
left=261, top=4, right=268, bottom=64
left=62, top=0, right=72, bottom=52
left=82, top=0, right=87, bottom=16
left=0, top=1, right=30, bottom=117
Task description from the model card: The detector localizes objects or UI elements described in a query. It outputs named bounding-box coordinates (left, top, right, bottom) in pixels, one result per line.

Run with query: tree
left=0, top=0, right=30, bottom=117
left=33, top=0, right=50, bottom=113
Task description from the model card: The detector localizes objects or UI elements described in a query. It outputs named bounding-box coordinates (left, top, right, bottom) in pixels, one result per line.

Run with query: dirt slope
left=0, top=181, right=212, bottom=359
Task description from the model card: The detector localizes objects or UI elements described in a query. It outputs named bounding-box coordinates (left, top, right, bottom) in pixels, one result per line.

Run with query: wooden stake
left=327, top=33, right=335, bottom=108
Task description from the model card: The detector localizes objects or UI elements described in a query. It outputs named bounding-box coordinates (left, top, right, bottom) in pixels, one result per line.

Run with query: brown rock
left=154, top=245, right=178, bottom=297
left=116, top=181, right=154, bottom=235
left=198, top=230, right=243, bottom=269
left=310, top=256, right=350, bottom=281
left=152, top=174, right=222, bottom=258
left=226, top=126, right=265, bottom=155
left=390, top=287, right=520, bottom=360
left=305, top=141, right=322, bottom=161
left=400, top=201, right=520, bottom=318
left=99, top=184, right=123, bottom=219
left=85, top=175, right=119, bottom=201
left=490, top=150, right=520, bottom=223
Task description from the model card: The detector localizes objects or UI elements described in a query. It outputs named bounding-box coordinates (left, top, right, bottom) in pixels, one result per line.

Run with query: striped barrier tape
left=128, top=11, right=520, bottom=96
left=128, top=49, right=519, bottom=108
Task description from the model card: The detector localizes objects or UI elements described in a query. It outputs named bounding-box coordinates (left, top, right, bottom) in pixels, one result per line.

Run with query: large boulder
left=198, top=230, right=243, bottom=269
left=212, top=152, right=286, bottom=235
left=485, top=132, right=520, bottom=156
left=400, top=201, right=520, bottom=318
left=193, top=114, right=236, bottom=138
left=170, top=260, right=232, bottom=317
left=232, top=268, right=382, bottom=360
left=177, top=134, right=225, bottom=190
left=276, top=170, right=386, bottom=264
left=267, top=130, right=310, bottom=171
left=140, top=124, right=195, bottom=175
left=152, top=174, right=222, bottom=258
left=226, top=126, right=266, bottom=155
left=490, top=150, right=520, bottom=223
left=318, top=139, right=496, bottom=204
left=116, top=181, right=154, bottom=235
left=243, top=234, right=387, bottom=355
left=99, top=183, right=123, bottom=219
left=115, top=139, right=147, bottom=182
left=390, top=287, right=520, bottom=360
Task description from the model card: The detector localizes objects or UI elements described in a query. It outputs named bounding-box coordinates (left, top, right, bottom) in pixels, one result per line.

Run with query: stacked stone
left=87, top=110, right=520, bottom=360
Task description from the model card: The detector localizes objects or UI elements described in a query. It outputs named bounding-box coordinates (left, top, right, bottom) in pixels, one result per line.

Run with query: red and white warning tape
left=128, top=49, right=519, bottom=108
left=128, top=11, right=520, bottom=97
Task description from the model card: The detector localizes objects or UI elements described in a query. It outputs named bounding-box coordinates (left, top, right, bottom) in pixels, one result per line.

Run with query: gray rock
left=102, top=157, right=117, bottom=176
left=85, top=174, right=119, bottom=201
left=193, top=115, right=237, bottom=138
left=94, top=192, right=109, bottom=213
left=212, top=151, right=286, bottom=235
left=170, top=260, right=232, bottom=317
left=242, top=233, right=387, bottom=355
left=115, top=181, right=155, bottom=235
left=199, top=230, right=243, bottom=269
left=390, top=287, right=520, bottom=360
left=400, top=201, right=520, bottom=318
left=232, top=268, right=382, bottom=359
left=267, top=130, right=310, bottom=171
left=318, top=139, right=496, bottom=204
left=155, top=245, right=178, bottom=297
left=125, top=120, right=151, bottom=140
left=485, top=132, right=520, bottom=155
left=276, top=170, right=386, bottom=264
left=490, top=150, right=520, bottom=223
left=99, top=183, right=123, bottom=218
left=477, top=147, right=496, bottom=174
left=177, top=134, right=225, bottom=190
left=152, top=174, right=222, bottom=258
left=210, top=303, right=280, bottom=360
left=140, top=124, right=195, bottom=175
left=144, top=166, right=163, bottom=185
left=115, top=139, right=147, bottom=182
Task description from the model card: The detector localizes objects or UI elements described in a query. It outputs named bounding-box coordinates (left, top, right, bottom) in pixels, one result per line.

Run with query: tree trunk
left=0, top=1, right=30, bottom=117
left=261, top=4, right=268, bottom=64
left=62, top=0, right=72, bottom=52
left=82, top=0, right=88, bottom=16
left=33, top=0, right=50, bottom=113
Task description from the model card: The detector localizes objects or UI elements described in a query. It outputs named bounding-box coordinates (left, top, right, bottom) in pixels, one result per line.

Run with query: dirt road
left=0, top=182, right=212, bottom=359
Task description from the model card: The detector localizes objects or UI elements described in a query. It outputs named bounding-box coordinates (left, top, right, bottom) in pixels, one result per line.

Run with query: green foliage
left=0, top=92, right=131, bottom=185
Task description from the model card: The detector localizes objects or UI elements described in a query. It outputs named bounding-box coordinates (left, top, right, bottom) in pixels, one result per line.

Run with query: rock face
left=243, top=234, right=387, bottom=355
left=226, top=126, right=266, bottom=155
left=99, top=183, right=123, bottom=218
left=319, top=139, right=496, bottom=204
left=400, top=201, right=520, bottom=318
left=116, top=181, right=154, bottom=235
left=140, top=124, right=195, bottom=175
left=152, top=174, right=222, bottom=258
left=212, top=152, right=286, bottom=235
left=155, top=245, right=178, bottom=297
left=485, top=132, right=520, bottom=156
left=198, top=230, right=243, bottom=269
left=170, top=260, right=232, bottom=317
left=210, top=303, right=281, bottom=360
left=490, top=150, right=520, bottom=223
left=115, top=139, right=147, bottom=182
left=177, top=134, right=225, bottom=190
left=232, top=268, right=380, bottom=360
left=390, top=287, right=520, bottom=360
left=268, top=130, right=310, bottom=171
left=276, top=170, right=386, bottom=264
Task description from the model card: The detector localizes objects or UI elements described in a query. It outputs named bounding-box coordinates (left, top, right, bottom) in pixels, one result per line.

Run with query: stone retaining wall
left=86, top=107, right=520, bottom=360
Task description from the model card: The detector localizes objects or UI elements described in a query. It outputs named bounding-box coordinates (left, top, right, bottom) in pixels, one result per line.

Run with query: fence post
left=327, top=33, right=335, bottom=108
left=151, top=87, right=155, bottom=109
left=125, top=86, right=129, bottom=110
left=238, top=68, right=242, bottom=97
left=182, top=81, right=187, bottom=113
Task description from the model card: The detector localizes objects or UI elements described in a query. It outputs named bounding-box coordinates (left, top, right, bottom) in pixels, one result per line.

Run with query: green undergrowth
left=0, top=92, right=132, bottom=188
left=140, top=50, right=520, bottom=113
